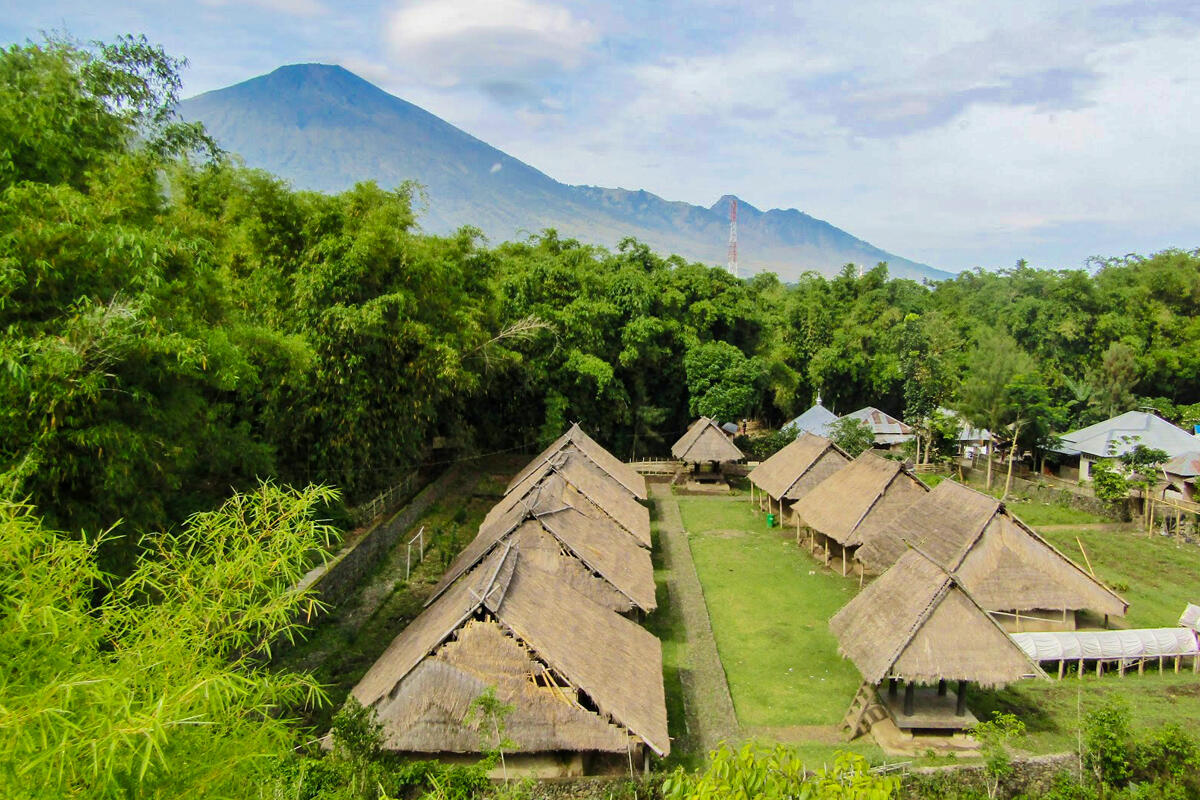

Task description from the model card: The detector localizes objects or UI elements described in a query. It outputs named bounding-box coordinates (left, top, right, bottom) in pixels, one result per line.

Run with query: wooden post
left=1139, top=659, right=1145, bottom=676
left=1058, top=660, right=1065, bottom=680
left=955, top=681, right=967, bottom=716
left=1175, top=655, right=1181, bottom=674
left=889, top=678, right=897, bottom=697
left=1078, top=658, right=1084, bottom=677
left=859, top=561, right=865, bottom=589
left=841, top=547, right=847, bottom=577
left=937, top=679, right=947, bottom=696
left=1118, top=660, right=1125, bottom=677
left=903, top=682, right=915, bottom=716
left=1097, top=661, right=1103, bottom=677
left=1194, top=654, right=1199, bottom=674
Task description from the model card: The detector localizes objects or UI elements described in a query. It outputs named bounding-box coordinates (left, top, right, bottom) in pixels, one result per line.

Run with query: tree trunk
left=1002, top=423, right=1023, bottom=501
left=986, top=441, right=994, bottom=490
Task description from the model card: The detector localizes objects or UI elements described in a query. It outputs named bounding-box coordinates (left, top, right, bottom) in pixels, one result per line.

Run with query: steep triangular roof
left=748, top=433, right=850, bottom=501
left=855, top=480, right=1127, bottom=618
left=429, top=475, right=656, bottom=613
left=830, top=548, right=1046, bottom=687
left=352, top=547, right=669, bottom=756
left=792, top=450, right=927, bottom=547
left=842, top=407, right=915, bottom=445
left=507, top=424, right=647, bottom=499
left=1055, top=410, right=1198, bottom=459
left=671, top=417, right=745, bottom=463
left=786, top=402, right=839, bottom=437
left=498, top=448, right=651, bottom=548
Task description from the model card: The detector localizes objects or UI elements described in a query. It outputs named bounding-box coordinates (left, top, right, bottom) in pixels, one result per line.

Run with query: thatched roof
left=748, top=433, right=850, bottom=502
left=351, top=547, right=669, bottom=755
left=792, top=451, right=928, bottom=547
left=430, top=475, right=656, bottom=613
left=856, top=480, right=1127, bottom=617
left=829, top=548, right=1046, bottom=687
left=671, top=417, right=745, bottom=463
left=499, top=448, right=651, bottom=548
left=508, top=424, right=647, bottom=500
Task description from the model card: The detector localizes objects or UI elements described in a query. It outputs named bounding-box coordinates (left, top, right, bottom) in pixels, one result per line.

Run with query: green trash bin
left=766, top=513, right=776, bottom=528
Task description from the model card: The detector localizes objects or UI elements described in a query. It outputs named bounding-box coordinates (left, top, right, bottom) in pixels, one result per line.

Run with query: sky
left=4, top=0, right=1200, bottom=273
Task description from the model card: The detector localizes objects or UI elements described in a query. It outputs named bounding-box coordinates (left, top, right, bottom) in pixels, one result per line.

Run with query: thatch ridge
left=793, top=451, right=926, bottom=546
left=748, top=433, right=848, bottom=500
left=855, top=480, right=1127, bottom=616
left=428, top=474, right=656, bottom=613
left=830, top=548, right=1046, bottom=687
left=507, top=424, right=647, bottom=500
left=351, top=550, right=669, bottom=756
left=500, top=449, right=651, bottom=548
left=671, top=417, right=745, bottom=463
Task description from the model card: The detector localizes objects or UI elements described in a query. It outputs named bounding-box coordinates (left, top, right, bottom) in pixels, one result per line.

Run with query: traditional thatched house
left=830, top=548, right=1046, bottom=736
left=841, top=407, right=915, bottom=449
left=432, top=474, right=656, bottom=615
left=792, top=451, right=928, bottom=575
left=671, top=417, right=745, bottom=465
left=854, top=480, right=1127, bottom=630
left=747, top=433, right=850, bottom=520
left=348, top=546, right=669, bottom=774
left=496, top=448, right=651, bottom=549
left=509, top=423, right=647, bottom=500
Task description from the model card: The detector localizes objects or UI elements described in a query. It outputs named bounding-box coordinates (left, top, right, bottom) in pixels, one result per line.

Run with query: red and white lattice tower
left=726, top=197, right=738, bottom=277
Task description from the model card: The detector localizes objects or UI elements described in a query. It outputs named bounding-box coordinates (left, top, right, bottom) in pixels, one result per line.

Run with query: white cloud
left=384, top=0, right=598, bottom=87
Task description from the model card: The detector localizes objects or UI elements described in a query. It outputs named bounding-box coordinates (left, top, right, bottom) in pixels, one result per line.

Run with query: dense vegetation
left=3, top=35, right=1200, bottom=799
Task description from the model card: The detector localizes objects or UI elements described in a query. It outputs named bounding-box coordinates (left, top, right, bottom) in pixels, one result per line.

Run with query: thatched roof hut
left=497, top=448, right=651, bottom=549
left=855, top=480, right=1127, bottom=620
left=792, top=450, right=928, bottom=548
left=748, top=433, right=851, bottom=502
left=508, top=423, right=647, bottom=500
left=830, top=548, right=1046, bottom=688
left=430, top=475, right=656, bottom=614
left=350, top=546, right=669, bottom=757
left=671, top=417, right=745, bottom=464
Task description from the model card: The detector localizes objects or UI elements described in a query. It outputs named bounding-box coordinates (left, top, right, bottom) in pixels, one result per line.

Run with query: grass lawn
left=1004, top=499, right=1110, bottom=526
left=1039, top=526, right=1200, bottom=629
left=675, top=496, right=885, bottom=764
left=675, top=492, right=1200, bottom=765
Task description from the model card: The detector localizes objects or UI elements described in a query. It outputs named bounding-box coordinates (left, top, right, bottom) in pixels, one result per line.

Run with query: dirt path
left=651, top=484, right=740, bottom=754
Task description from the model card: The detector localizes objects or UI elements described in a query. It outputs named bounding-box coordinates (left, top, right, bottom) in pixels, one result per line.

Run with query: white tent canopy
left=1180, top=603, right=1200, bottom=632
left=1012, top=628, right=1198, bottom=663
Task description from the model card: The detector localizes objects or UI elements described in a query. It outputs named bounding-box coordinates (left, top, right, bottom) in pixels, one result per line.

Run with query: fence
left=629, top=458, right=685, bottom=475
left=349, top=472, right=419, bottom=526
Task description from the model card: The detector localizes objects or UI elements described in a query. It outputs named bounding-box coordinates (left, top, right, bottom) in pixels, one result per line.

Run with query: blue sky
left=5, top=0, right=1200, bottom=272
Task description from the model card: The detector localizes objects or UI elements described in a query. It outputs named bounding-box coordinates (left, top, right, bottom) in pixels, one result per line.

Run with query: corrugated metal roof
left=1164, top=452, right=1200, bottom=478
left=1054, top=411, right=1199, bottom=458
left=842, top=407, right=914, bottom=444
left=786, top=403, right=838, bottom=437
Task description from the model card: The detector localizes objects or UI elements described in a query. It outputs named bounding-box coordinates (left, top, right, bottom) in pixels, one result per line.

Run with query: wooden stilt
left=1078, top=658, right=1084, bottom=677
left=841, top=547, right=847, bottom=577
left=1118, top=660, right=1125, bottom=677
left=1138, top=659, right=1145, bottom=676
left=1096, top=661, right=1103, bottom=677
left=937, top=679, right=947, bottom=696
left=903, top=682, right=915, bottom=716
left=1058, top=660, right=1065, bottom=680
left=859, top=561, right=865, bottom=589
left=1193, top=654, right=1199, bottom=674
left=1175, top=655, right=1181, bottom=674
left=889, top=678, right=898, bottom=697
left=955, top=681, right=968, bottom=716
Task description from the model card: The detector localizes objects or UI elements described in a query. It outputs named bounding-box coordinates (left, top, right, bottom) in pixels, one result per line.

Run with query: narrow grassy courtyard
left=673, top=485, right=1200, bottom=764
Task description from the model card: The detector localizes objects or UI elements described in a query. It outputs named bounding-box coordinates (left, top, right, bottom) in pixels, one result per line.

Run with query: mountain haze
left=180, top=64, right=949, bottom=282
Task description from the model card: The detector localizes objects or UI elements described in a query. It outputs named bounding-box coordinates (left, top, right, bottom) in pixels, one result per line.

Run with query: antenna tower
left=726, top=197, right=738, bottom=277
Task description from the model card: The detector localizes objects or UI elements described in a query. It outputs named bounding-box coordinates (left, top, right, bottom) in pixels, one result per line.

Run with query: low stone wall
left=906, top=752, right=1078, bottom=798
left=298, top=464, right=463, bottom=609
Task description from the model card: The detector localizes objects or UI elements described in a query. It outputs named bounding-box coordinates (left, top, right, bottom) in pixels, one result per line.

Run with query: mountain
left=180, top=64, right=950, bottom=282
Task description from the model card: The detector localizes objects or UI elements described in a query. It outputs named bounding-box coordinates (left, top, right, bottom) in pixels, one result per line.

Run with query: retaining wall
left=297, top=464, right=463, bottom=609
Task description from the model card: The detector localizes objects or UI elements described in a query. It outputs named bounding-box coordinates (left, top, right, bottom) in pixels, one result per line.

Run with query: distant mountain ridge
left=180, top=64, right=950, bottom=282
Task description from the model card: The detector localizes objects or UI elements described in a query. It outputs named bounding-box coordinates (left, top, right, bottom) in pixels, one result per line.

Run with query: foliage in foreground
left=0, top=483, right=338, bottom=799
left=661, top=743, right=900, bottom=800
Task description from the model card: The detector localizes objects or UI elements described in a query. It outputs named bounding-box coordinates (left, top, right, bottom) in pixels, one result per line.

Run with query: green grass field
left=1040, top=526, right=1200, bottom=629
left=675, top=492, right=1200, bottom=763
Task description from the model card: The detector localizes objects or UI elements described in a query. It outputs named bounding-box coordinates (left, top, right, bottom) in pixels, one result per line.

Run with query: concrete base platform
left=870, top=716, right=982, bottom=757
left=881, top=686, right=978, bottom=731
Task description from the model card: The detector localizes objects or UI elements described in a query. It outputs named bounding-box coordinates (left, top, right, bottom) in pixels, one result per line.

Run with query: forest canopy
left=3, top=35, right=1200, bottom=557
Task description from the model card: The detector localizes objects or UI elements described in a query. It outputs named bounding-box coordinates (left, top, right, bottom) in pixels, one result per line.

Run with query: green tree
left=0, top=482, right=338, bottom=799
left=957, top=330, right=1035, bottom=490
left=829, top=416, right=876, bottom=458
left=683, top=340, right=765, bottom=423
